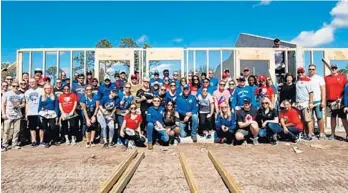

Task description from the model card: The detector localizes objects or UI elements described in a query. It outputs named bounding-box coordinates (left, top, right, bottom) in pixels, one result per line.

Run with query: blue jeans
left=99, top=115, right=115, bottom=140
left=179, top=114, right=198, bottom=138
left=146, top=123, right=169, bottom=143
left=116, top=115, right=124, bottom=144
left=259, top=123, right=282, bottom=137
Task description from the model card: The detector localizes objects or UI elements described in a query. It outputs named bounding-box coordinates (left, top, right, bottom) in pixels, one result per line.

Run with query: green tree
left=339, top=65, right=348, bottom=75
left=45, top=66, right=64, bottom=80
left=1, top=62, right=16, bottom=77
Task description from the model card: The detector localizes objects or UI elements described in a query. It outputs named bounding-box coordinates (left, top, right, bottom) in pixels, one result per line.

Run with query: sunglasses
left=93, top=80, right=98, bottom=82
left=143, top=81, right=149, bottom=83
left=12, top=85, right=19, bottom=88
left=125, top=87, right=131, bottom=89
left=2, top=85, right=8, bottom=87
left=20, top=83, right=26, bottom=85
left=170, top=84, right=176, bottom=87
left=164, top=79, right=169, bottom=82
left=203, top=81, right=209, bottom=83
left=85, top=89, right=92, bottom=91
left=220, top=84, right=225, bottom=86
left=262, top=102, right=269, bottom=105
left=64, top=89, right=70, bottom=91
left=202, top=90, right=208, bottom=92
left=160, top=89, right=166, bottom=91
left=244, top=70, right=249, bottom=72
left=56, top=82, right=62, bottom=84
left=6, top=79, right=13, bottom=81
left=308, top=68, right=315, bottom=71
left=153, top=100, right=160, bottom=102
left=209, top=72, right=213, bottom=74
left=173, top=74, right=178, bottom=76
left=221, top=106, right=228, bottom=109
left=229, top=84, right=235, bottom=86
left=130, top=107, right=137, bottom=110
left=331, top=67, right=338, bottom=70
left=167, top=104, right=173, bottom=106
left=297, top=72, right=304, bottom=74
left=244, top=102, right=251, bottom=105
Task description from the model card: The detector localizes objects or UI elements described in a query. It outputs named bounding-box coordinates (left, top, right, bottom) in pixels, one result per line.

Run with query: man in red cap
left=325, top=64, right=348, bottom=140
left=255, top=75, right=275, bottom=107
left=295, top=67, right=314, bottom=140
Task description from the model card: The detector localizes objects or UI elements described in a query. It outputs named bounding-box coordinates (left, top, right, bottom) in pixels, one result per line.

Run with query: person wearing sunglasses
left=18, top=80, right=28, bottom=145
left=117, top=83, right=135, bottom=142
left=231, top=76, right=255, bottom=111
left=135, top=77, right=154, bottom=133
left=146, top=96, right=169, bottom=150
left=91, top=78, right=99, bottom=95
left=215, top=102, right=236, bottom=144
left=150, top=71, right=163, bottom=89
left=22, top=72, right=29, bottom=83
left=295, top=67, right=314, bottom=141
left=120, top=103, right=145, bottom=149
left=325, top=64, right=348, bottom=140
left=176, top=84, right=199, bottom=143
left=172, top=71, right=180, bottom=86
left=254, top=75, right=275, bottom=109
left=5, top=76, right=13, bottom=90
left=163, top=77, right=171, bottom=90
left=158, top=85, right=167, bottom=107
left=1, top=81, right=9, bottom=96
left=235, top=98, right=259, bottom=145
left=72, top=74, right=86, bottom=140
left=197, top=87, right=214, bottom=139
left=1, top=81, right=26, bottom=151
left=307, top=64, right=327, bottom=140
left=280, top=100, right=303, bottom=143
left=99, top=88, right=120, bottom=148
left=190, top=75, right=201, bottom=96
left=177, top=77, right=187, bottom=96
left=197, top=78, right=214, bottom=96
left=25, top=78, right=44, bottom=147
left=130, top=75, right=141, bottom=95
left=162, top=100, right=181, bottom=145
left=54, top=78, right=64, bottom=98
left=58, top=85, right=78, bottom=145
left=81, top=84, right=100, bottom=148
left=242, top=67, right=251, bottom=85
left=165, top=82, right=179, bottom=103
left=213, top=80, right=231, bottom=116
left=38, top=84, right=59, bottom=148
left=208, top=70, right=218, bottom=91
left=256, top=97, right=282, bottom=145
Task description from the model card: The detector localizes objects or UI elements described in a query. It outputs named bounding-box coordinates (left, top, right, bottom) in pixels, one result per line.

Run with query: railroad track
left=100, top=149, right=241, bottom=193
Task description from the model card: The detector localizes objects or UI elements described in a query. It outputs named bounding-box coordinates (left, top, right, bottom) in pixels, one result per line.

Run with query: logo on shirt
left=28, top=92, right=39, bottom=103
left=105, top=101, right=115, bottom=111
left=245, top=114, right=253, bottom=122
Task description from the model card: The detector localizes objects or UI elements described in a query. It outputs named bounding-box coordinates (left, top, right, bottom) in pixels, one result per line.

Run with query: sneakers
left=65, top=141, right=71, bottom=145
left=1, top=147, right=6, bottom=152
left=242, top=140, right=248, bottom=146
left=128, top=140, right=135, bottom=149
left=109, top=142, right=115, bottom=148
left=91, top=142, right=96, bottom=147
left=102, top=143, right=109, bottom=148
left=86, top=142, right=91, bottom=148
left=175, top=136, right=181, bottom=144
left=318, top=133, right=327, bottom=140
left=206, top=134, right=212, bottom=139
left=303, top=135, right=313, bottom=141
left=71, top=140, right=76, bottom=145
left=39, top=142, right=45, bottom=147
left=31, top=142, right=37, bottom=147
left=45, top=143, right=50, bottom=148
left=14, top=145, right=21, bottom=150
left=148, top=143, right=153, bottom=150
left=252, top=137, right=259, bottom=145
left=271, top=134, right=278, bottom=146
left=328, top=134, right=335, bottom=140
left=192, top=136, right=198, bottom=143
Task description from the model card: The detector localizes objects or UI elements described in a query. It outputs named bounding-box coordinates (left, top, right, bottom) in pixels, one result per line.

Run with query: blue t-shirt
left=72, top=83, right=86, bottom=100
left=118, top=92, right=134, bottom=110
left=80, top=94, right=99, bottom=117
left=100, top=96, right=118, bottom=112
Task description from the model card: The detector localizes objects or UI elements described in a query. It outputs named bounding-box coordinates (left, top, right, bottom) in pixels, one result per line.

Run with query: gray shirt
left=197, top=94, right=213, bottom=114
left=25, top=87, right=43, bottom=116
left=2, top=90, right=25, bottom=120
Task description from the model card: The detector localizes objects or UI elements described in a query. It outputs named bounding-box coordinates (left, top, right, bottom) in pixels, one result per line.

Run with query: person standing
left=71, top=74, right=86, bottom=140
left=208, top=70, right=218, bottom=91
left=54, top=79, right=64, bottom=98
left=1, top=81, right=25, bottom=151
left=213, top=80, right=231, bottom=116
left=279, top=73, right=296, bottom=105
left=197, top=87, right=214, bottom=139
left=135, top=77, right=154, bottom=132
left=231, top=76, right=255, bottom=110
left=325, top=64, right=348, bottom=140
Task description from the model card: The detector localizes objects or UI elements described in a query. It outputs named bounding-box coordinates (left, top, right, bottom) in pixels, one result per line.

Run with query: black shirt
left=54, top=86, right=64, bottom=98
left=136, top=88, right=154, bottom=112
left=236, top=107, right=258, bottom=129
left=256, top=108, right=278, bottom=128
left=280, top=83, right=296, bottom=104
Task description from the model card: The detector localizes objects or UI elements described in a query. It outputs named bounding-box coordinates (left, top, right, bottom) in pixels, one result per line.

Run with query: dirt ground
left=2, top=135, right=348, bottom=193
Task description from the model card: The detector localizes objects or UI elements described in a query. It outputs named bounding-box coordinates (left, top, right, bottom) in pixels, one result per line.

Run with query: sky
left=1, top=1, right=348, bottom=78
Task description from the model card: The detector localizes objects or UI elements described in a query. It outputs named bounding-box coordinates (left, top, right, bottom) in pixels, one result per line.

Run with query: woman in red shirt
left=120, top=103, right=145, bottom=149
left=280, top=100, right=303, bottom=143
left=58, top=85, right=78, bottom=145
left=190, top=75, right=201, bottom=96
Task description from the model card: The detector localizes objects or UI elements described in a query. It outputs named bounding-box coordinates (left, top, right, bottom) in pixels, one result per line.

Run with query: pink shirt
left=213, top=89, right=231, bottom=109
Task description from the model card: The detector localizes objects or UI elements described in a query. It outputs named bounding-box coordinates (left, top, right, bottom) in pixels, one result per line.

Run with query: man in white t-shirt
left=308, top=64, right=326, bottom=140
left=296, top=67, right=314, bottom=140
left=25, top=78, right=44, bottom=147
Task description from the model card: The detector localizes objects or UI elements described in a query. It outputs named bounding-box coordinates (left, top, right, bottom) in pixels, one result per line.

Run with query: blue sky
left=1, top=1, right=347, bottom=77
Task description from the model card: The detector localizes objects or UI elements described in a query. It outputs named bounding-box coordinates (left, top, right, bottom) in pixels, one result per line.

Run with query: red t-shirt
left=280, top=108, right=303, bottom=131
left=58, top=93, right=77, bottom=113
left=325, top=74, right=347, bottom=101
left=255, top=85, right=274, bottom=99
left=124, top=114, right=143, bottom=130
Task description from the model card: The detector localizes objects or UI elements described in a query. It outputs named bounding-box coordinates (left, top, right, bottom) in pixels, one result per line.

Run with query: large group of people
left=1, top=54, right=348, bottom=152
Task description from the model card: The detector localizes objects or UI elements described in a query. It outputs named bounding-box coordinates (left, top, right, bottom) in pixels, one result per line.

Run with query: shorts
left=86, top=122, right=97, bottom=132
left=27, top=115, right=41, bottom=130
left=298, top=108, right=312, bottom=123
left=236, top=129, right=250, bottom=137
left=330, top=108, right=346, bottom=119
left=312, top=102, right=323, bottom=120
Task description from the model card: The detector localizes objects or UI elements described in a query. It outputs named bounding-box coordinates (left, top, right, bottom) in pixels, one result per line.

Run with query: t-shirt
left=280, top=108, right=303, bottom=131
left=3, top=90, right=25, bottom=120
left=254, top=86, right=274, bottom=99
left=80, top=94, right=99, bottom=117
left=124, top=113, right=143, bottom=130
left=309, top=74, right=325, bottom=102
left=136, top=88, right=154, bottom=112
left=236, top=107, right=258, bottom=129
left=54, top=86, right=63, bottom=98
left=197, top=94, right=214, bottom=114
left=25, top=87, right=43, bottom=116
left=296, top=77, right=313, bottom=107
left=58, top=93, right=78, bottom=114
left=213, top=89, right=231, bottom=108
left=100, top=96, right=118, bottom=112
left=325, top=74, right=347, bottom=101
left=71, top=83, right=86, bottom=100
left=280, top=83, right=296, bottom=104
left=256, top=108, right=278, bottom=128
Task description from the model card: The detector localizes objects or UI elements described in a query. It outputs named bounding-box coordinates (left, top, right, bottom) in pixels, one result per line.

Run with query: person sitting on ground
left=280, top=100, right=303, bottom=143
left=235, top=98, right=259, bottom=145
left=58, top=85, right=78, bottom=145
left=175, top=84, right=199, bottom=143
left=146, top=96, right=169, bottom=150
left=256, top=97, right=282, bottom=145
left=120, top=103, right=145, bottom=149
left=80, top=84, right=99, bottom=148
left=215, top=102, right=236, bottom=144
left=163, top=100, right=181, bottom=145
left=197, top=87, right=214, bottom=139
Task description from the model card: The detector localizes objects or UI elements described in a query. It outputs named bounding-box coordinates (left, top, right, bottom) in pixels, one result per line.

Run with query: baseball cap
left=43, top=76, right=51, bottom=81
left=183, top=84, right=190, bottom=90
left=87, top=71, right=92, bottom=75
left=120, top=71, right=126, bottom=75
left=104, top=75, right=111, bottom=81
left=143, top=77, right=149, bottom=82
left=243, top=98, right=251, bottom=104
left=154, top=71, right=159, bottom=75
left=111, top=88, right=118, bottom=93
left=34, top=68, right=42, bottom=73
left=258, top=75, right=267, bottom=81
left=243, top=67, right=250, bottom=71
left=153, top=81, right=160, bottom=86
left=297, top=67, right=305, bottom=73
left=237, top=76, right=246, bottom=81
left=131, top=75, right=137, bottom=79
left=330, top=64, right=338, bottom=69
left=163, top=69, right=169, bottom=73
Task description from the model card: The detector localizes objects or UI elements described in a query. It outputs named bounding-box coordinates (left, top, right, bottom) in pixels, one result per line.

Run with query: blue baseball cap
left=154, top=71, right=159, bottom=75
left=183, top=84, right=190, bottom=90
left=243, top=98, right=251, bottom=104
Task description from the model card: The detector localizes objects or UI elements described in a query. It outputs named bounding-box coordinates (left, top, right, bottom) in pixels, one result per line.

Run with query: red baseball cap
left=258, top=75, right=267, bottom=81
left=43, top=76, right=51, bottom=81
left=243, top=67, right=250, bottom=71
left=297, top=67, right=305, bottom=73
left=131, top=74, right=137, bottom=79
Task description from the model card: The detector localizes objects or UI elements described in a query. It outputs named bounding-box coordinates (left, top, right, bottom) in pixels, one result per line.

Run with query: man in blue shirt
left=98, top=76, right=116, bottom=99
left=231, top=76, right=255, bottom=111
left=150, top=71, right=163, bottom=88
left=197, top=78, right=215, bottom=96
left=208, top=70, right=219, bottom=91
left=175, top=85, right=199, bottom=142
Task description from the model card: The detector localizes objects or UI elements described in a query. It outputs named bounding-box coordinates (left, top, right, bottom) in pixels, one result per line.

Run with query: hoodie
left=175, top=94, right=198, bottom=117
left=98, top=83, right=116, bottom=99
left=146, top=106, right=165, bottom=125
left=215, top=112, right=237, bottom=132
left=231, top=85, right=255, bottom=109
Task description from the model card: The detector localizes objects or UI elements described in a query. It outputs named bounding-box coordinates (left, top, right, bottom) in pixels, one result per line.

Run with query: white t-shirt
left=197, top=94, right=214, bottom=114
left=296, top=78, right=313, bottom=108
left=25, top=87, right=43, bottom=116
left=309, top=74, right=325, bottom=102
left=2, top=90, right=25, bottom=120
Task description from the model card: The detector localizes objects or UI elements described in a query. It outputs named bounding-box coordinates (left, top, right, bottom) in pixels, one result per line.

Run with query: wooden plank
left=100, top=150, right=138, bottom=193
left=208, top=151, right=242, bottom=193
left=327, top=49, right=348, bottom=60
left=110, top=152, right=145, bottom=193
left=179, top=152, right=200, bottom=193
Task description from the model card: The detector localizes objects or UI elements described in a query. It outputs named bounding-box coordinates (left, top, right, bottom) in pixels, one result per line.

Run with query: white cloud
left=136, top=35, right=148, bottom=44
left=292, top=0, right=348, bottom=47
left=172, top=38, right=184, bottom=43
left=252, top=0, right=271, bottom=8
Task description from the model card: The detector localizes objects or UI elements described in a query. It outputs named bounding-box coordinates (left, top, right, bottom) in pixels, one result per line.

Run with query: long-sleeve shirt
left=280, top=83, right=296, bottom=104
left=165, top=90, right=179, bottom=103
left=98, top=83, right=116, bottom=99
left=231, top=86, right=255, bottom=109
left=146, top=106, right=165, bottom=125
left=175, top=94, right=198, bottom=116
left=38, top=95, right=59, bottom=116
left=344, top=83, right=348, bottom=107
left=215, top=112, right=236, bottom=131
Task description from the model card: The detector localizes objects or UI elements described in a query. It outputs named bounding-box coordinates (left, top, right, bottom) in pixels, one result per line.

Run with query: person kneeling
left=163, top=100, right=181, bottom=145
left=214, top=102, right=236, bottom=144
left=120, top=103, right=145, bottom=149
left=235, top=98, right=259, bottom=145
left=146, top=96, right=169, bottom=150
left=280, top=100, right=303, bottom=143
